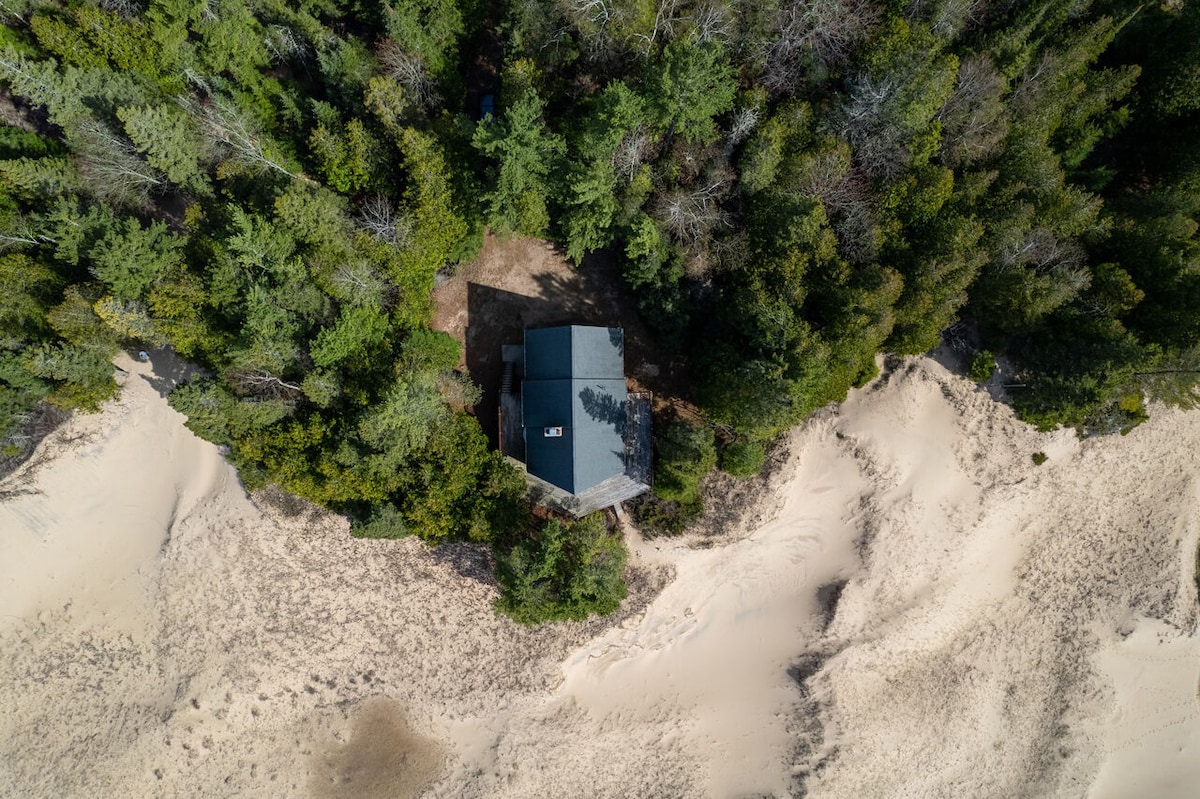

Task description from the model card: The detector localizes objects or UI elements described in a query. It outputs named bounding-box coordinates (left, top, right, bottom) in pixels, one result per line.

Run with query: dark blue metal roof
left=524, top=326, right=574, bottom=380
left=522, top=326, right=627, bottom=494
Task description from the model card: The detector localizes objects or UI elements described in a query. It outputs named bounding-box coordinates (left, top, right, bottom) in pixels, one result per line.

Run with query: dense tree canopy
left=2, top=0, right=1199, bottom=615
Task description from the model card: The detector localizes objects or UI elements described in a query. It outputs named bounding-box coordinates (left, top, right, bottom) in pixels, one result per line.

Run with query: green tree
left=0, top=253, right=60, bottom=335
left=473, top=87, right=565, bottom=237
left=653, top=420, right=716, bottom=505
left=387, top=128, right=469, bottom=326
left=0, top=157, right=78, bottom=200
left=22, top=341, right=118, bottom=410
left=648, top=38, right=737, bottom=144
left=118, top=103, right=210, bottom=195
left=381, top=0, right=463, bottom=77
left=88, top=217, right=185, bottom=300
left=309, top=305, right=390, bottom=368
left=308, top=116, right=381, bottom=194
left=496, top=514, right=628, bottom=624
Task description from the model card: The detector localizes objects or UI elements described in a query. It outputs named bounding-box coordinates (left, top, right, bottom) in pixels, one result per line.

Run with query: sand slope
left=797, top=359, right=1200, bottom=798
left=3, top=354, right=1200, bottom=797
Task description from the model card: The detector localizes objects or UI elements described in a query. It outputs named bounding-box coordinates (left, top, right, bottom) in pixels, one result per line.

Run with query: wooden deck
left=499, top=394, right=524, bottom=461
left=524, top=471, right=649, bottom=518
left=625, top=392, right=652, bottom=485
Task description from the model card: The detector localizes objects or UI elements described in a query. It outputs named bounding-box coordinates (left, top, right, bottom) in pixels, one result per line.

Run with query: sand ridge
left=3, top=352, right=1200, bottom=797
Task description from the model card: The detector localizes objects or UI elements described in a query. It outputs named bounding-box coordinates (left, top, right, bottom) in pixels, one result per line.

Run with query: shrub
left=349, top=503, right=408, bottom=538
left=720, top=439, right=766, bottom=478
left=630, top=493, right=701, bottom=536
left=969, top=350, right=996, bottom=383
left=653, top=420, right=716, bottom=504
left=1031, top=451, right=1048, bottom=465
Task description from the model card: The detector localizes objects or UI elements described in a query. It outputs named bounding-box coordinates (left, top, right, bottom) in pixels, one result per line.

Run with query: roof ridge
left=567, top=326, right=577, bottom=494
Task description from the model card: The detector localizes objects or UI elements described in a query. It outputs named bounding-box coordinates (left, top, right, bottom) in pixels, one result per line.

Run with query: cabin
left=499, top=325, right=651, bottom=516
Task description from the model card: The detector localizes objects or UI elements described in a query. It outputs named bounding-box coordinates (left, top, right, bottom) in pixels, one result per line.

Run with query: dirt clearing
left=432, top=233, right=686, bottom=445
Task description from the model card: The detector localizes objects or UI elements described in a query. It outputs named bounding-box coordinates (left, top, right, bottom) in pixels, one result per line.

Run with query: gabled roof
left=524, top=326, right=624, bottom=381
left=522, top=326, right=627, bottom=495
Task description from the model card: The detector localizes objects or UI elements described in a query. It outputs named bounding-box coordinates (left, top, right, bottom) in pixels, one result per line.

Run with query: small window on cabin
left=544, top=426, right=563, bottom=438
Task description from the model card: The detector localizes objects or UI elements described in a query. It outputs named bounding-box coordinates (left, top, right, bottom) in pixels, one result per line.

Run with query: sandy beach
left=3, top=352, right=1199, bottom=797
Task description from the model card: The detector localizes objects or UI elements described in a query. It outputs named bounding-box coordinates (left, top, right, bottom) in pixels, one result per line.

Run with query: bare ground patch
left=432, top=233, right=688, bottom=447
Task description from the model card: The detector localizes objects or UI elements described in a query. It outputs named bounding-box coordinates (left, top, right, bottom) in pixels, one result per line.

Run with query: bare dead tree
left=226, top=368, right=304, bottom=400
left=996, top=228, right=1085, bottom=275
left=761, top=0, right=881, bottom=95
left=833, top=194, right=880, bottom=265
left=559, top=0, right=617, bottom=55
left=991, top=227, right=1090, bottom=313
left=795, top=148, right=849, bottom=204
left=1010, top=50, right=1057, bottom=119
left=192, top=96, right=304, bottom=180
left=98, top=0, right=143, bottom=18
left=180, top=68, right=212, bottom=94
left=993, top=228, right=1034, bottom=273
left=570, top=0, right=612, bottom=28
left=838, top=70, right=927, bottom=183
left=378, top=40, right=438, bottom=108
left=655, top=179, right=729, bottom=249
left=843, top=129, right=910, bottom=183
left=71, top=120, right=163, bottom=207
left=693, top=1, right=735, bottom=45
left=938, top=54, right=1009, bottom=167
left=0, top=212, right=48, bottom=251
left=0, top=231, right=39, bottom=250
left=783, top=139, right=881, bottom=263
left=842, top=74, right=898, bottom=125
left=437, top=371, right=482, bottom=409
left=264, top=25, right=309, bottom=65
left=906, top=0, right=991, bottom=40
left=724, top=107, right=760, bottom=152
left=330, top=260, right=392, bottom=308
left=355, top=195, right=414, bottom=247
left=629, top=0, right=683, bottom=52
left=0, top=0, right=31, bottom=23
left=1079, top=294, right=1115, bottom=318
left=611, top=126, right=654, bottom=181
left=1027, top=231, right=1087, bottom=278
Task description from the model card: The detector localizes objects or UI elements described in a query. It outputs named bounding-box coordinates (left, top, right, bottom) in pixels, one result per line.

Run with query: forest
left=1, top=0, right=1198, bottom=621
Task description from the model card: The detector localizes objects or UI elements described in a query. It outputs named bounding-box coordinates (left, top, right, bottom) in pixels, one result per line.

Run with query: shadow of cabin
left=465, top=281, right=622, bottom=449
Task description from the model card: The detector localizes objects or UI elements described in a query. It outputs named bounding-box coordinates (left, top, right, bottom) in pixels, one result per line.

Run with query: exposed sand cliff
left=2, top=352, right=1198, bottom=797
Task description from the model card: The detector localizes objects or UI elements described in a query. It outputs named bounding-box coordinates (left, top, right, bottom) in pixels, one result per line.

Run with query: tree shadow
left=462, top=245, right=693, bottom=449
left=577, top=385, right=626, bottom=430
left=136, top=347, right=208, bottom=399
left=608, top=325, right=624, bottom=356
left=429, top=540, right=498, bottom=587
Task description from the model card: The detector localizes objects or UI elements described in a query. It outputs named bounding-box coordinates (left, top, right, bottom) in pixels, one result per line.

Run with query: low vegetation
left=969, top=351, right=996, bottom=384
left=719, top=439, right=766, bottom=479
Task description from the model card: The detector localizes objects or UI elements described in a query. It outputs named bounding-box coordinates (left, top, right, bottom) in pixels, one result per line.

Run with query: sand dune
left=2, top=353, right=1199, bottom=797
left=800, top=360, right=1200, bottom=799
